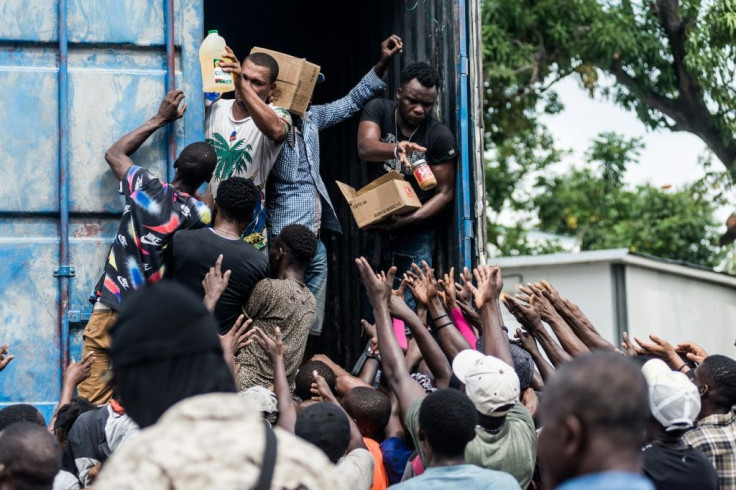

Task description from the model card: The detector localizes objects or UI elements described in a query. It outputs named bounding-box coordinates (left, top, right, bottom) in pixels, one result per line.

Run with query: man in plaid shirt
left=266, top=35, right=403, bottom=336
left=684, top=354, right=736, bottom=490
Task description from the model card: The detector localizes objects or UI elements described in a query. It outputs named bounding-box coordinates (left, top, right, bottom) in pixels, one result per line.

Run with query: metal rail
left=57, top=0, right=71, bottom=381
left=164, top=0, right=176, bottom=181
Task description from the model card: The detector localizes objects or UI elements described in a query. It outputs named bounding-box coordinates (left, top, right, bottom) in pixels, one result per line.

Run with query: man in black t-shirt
left=357, top=62, right=457, bottom=311
left=168, top=177, right=269, bottom=334
left=640, top=359, right=719, bottom=490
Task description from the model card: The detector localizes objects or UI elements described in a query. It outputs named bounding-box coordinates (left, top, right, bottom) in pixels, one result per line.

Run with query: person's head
left=269, top=224, right=318, bottom=273
left=295, top=402, right=350, bottom=463
left=238, top=386, right=278, bottom=426
left=641, top=359, right=700, bottom=438
left=396, top=62, right=441, bottom=128
left=109, top=281, right=236, bottom=429
left=242, top=52, right=279, bottom=103
left=452, top=349, right=520, bottom=418
left=693, top=354, right=736, bottom=417
left=294, top=361, right=336, bottom=401
left=173, top=142, right=217, bottom=188
left=538, top=352, right=649, bottom=488
left=342, top=387, right=391, bottom=439
left=417, top=389, right=477, bottom=462
left=0, top=404, right=45, bottom=432
left=214, top=177, right=259, bottom=225
left=52, top=398, right=97, bottom=449
left=0, top=422, right=61, bottom=490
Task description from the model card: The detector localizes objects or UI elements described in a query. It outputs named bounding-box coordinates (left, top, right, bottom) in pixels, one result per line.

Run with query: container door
left=0, top=0, right=204, bottom=421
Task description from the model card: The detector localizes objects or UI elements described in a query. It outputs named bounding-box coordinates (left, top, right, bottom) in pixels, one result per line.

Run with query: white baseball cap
left=452, top=349, right=520, bottom=417
left=641, top=359, right=701, bottom=432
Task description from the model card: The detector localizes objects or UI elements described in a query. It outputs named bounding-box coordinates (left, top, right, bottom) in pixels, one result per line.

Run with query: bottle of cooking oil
left=199, top=30, right=234, bottom=93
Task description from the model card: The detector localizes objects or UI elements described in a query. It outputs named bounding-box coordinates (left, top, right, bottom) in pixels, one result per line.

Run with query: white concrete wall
left=625, top=265, right=736, bottom=357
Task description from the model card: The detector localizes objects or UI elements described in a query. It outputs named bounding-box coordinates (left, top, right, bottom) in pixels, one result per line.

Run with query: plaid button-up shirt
left=683, top=410, right=736, bottom=490
left=266, top=69, right=387, bottom=237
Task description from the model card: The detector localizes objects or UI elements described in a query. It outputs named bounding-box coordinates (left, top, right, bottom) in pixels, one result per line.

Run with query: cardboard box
left=336, top=171, right=422, bottom=228
left=250, top=47, right=320, bottom=116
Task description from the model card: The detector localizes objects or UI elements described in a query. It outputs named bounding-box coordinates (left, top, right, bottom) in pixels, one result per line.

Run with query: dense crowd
left=1, top=35, right=735, bottom=490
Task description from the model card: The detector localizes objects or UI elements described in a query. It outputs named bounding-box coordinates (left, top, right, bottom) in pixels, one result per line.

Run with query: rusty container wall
left=0, top=0, right=205, bottom=418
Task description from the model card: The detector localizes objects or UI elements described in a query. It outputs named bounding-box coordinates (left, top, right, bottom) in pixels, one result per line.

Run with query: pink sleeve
left=450, top=307, right=477, bottom=348
left=392, top=317, right=408, bottom=350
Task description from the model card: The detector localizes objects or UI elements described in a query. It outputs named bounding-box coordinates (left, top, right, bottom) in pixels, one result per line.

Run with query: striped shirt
left=266, top=69, right=387, bottom=237
left=683, top=410, right=736, bottom=490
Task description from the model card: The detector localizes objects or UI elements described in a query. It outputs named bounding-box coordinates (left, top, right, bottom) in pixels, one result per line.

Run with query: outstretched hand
left=438, top=267, right=457, bottom=311
left=502, top=294, right=542, bottom=331
left=156, top=89, right=187, bottom=122
left=311, top=370, right=338, bottom=404
left=250, top=326, right=285, bottom=363
left=676, top=341, right=708, bottom=364
left=356, top=257, right=395, bottom=308
left=203, top=254, right=231, bottom=313
left=633, top=334, right=681, bottom=367
left=0, top=345, right=14, bottom=372
left=405, top=261, right=437, bottom=307
left=219, top=314, right=253, bottom=358
left=467, top=265, right=503, bottom=309
left=63, top=352, right=95, bottom=387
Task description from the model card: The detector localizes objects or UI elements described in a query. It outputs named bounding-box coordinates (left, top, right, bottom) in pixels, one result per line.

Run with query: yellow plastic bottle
left=199, top=30, right=234, bottom=93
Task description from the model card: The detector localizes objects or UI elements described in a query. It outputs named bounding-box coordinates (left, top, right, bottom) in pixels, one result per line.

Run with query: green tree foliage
left=482, top=0, right=736, bottom=171
left=533, top=133, right=729, bottom=267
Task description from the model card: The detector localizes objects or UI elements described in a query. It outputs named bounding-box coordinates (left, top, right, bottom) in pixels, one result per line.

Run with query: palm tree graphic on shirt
left=206, top=131, right=253, bottom=180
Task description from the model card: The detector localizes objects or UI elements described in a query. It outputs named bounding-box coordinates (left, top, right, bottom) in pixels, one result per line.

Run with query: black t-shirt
left=167, top=228, right=269, bottom=334
left=360, top=98, right=458, bottom=206
left=642, top=442, right=719, bottom=490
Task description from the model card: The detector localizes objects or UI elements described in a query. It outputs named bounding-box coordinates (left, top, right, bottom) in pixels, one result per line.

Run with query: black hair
left=245, top=52, right=279, bottom=84
left=419, top=389, right=477, bottom=457
left=295, top=402, right=350, bottom=463
left=400, top=62, right=441, bottom=89
left=274, top=224, right=318, bottom=268
left=52, top=398, right=97, bottom=444
left=541, top=352, right=649, bottom=448
left=0, top=422, right=61, bottom=488
left=215, top=177, right=259, bottom=223
left=342, top=387, right=391, bottom=439
left=175, top=142, right=217, bottom=186
left=699, top=354, right=736, bottom=408
left=0, top=403, right=45, bottom=431
left=295, top=360, right=336, bottom=401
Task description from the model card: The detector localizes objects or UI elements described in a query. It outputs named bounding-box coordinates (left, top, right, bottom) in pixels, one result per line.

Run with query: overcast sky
left=540, top=76, right=732, bottom=222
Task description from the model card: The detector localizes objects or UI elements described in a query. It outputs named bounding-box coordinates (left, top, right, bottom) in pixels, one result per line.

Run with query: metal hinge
left=53, top=266, right=76, bottom=277
left=67, top=310, right=91, bottom=326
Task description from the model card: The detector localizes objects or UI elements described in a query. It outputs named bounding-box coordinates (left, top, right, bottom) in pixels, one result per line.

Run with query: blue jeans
left=362, top=229, right=434, bottom=322
left=304, top=240, right=327, bottom=335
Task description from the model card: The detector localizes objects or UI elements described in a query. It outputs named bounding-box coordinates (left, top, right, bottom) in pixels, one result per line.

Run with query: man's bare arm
left=105, top=89, right=186, bottom=181
left=355, top=257, right=426, bottom=416
left=357, top=120, right=426, bottom=163
left=220, top=46, right=287, bottom=142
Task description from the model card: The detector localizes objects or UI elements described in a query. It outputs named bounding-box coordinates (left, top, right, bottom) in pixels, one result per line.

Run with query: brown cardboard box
left=250, top=47, right=320, bottom=116
left=336, top=171, right=422, bottom=228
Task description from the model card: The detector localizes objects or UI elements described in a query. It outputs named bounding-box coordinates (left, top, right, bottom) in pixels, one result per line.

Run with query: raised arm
left=48, top=352, right=94, bottom=431
left=312, top=372, right=366, bottom=452
left=355, top=257, right=426, bottom=415
left=309, top=35, right=401, bottom=130
left=249, top=326, right=296, bottom=432
left=105, top=89, right=186, bottom=180
left=388, top=295, right=453, bottom=388
left=202, top=254, right=232, bottom=314
left=406, top=262, right=471, bottom=362
left=467, top=265, right=514, bottom=367
left=503, top=295, right=571, bottom=367
left=518, top=283, right=589, bottom=357
left=539, top=280, right=614, bottom=350
left=514, top=328, right=555, bottom=382
left=220, top=46, right=288, bottom=142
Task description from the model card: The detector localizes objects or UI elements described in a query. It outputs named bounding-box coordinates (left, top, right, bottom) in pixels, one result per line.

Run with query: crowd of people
left=1, top=35, right=735, bottom=490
